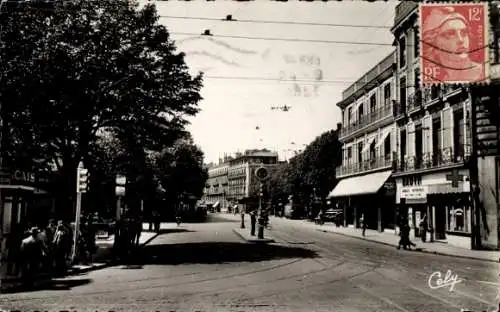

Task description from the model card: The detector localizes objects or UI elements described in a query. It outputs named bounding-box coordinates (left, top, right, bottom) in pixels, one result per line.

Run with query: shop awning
left=328, top=170, right=392, bottom=198
left=0, top=184, right=38, bottom=192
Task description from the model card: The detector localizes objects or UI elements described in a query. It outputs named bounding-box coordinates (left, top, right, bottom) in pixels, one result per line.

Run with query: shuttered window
left=407, top=121, right=416, bottom=157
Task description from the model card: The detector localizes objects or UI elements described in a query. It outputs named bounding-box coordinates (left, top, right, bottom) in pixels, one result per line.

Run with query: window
left=413, top=29, right=418, bottom=57
left=357, top=142, right=363, bottom=163
left=358, top=104, right=364, bottom=122
left=400, top=76, right=407, bottom=111
left=348, top=107, right=353, bottom=124
left=446, top=204, right=471, bottom=233
left=347, top=146, right=352, bottom=159
left=342, top=110, right=345, bottom=125
left=384, top=84, right=391, bottom=107
left=453, top=109, right=465, bottom=159
left=370, top=94, right=376, bottom=115
left=414, top=68, right=420, bottom=88
left=399, top=36, right=407, bottom=68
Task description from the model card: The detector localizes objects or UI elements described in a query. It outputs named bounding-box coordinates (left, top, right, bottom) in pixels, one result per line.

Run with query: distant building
left=227, top=149, right=279, bottom=212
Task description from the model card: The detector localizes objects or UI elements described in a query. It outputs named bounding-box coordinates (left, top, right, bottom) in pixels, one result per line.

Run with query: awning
left=213, top=201, right=220, bottom=208
left=328, top=170, right=392, bottom=198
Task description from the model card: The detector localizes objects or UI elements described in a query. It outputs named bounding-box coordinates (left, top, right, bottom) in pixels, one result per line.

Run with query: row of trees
left=0, top=0, right=208, bottom=220
left=267, top=129, right=342, bottom=214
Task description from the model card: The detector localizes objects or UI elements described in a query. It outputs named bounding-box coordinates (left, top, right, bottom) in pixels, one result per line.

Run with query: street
left=0, top=214, right=497, bottom=312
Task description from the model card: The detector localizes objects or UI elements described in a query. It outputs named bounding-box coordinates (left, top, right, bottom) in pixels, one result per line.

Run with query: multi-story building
left=329, top=51, right=398, bottom=233
left=390, top=1, right=489, bottom=249
left=227, top=149, right=279, bottom=211
left=203, top=161, right=230, bottom=211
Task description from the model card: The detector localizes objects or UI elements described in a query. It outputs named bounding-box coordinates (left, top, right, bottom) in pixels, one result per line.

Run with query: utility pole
left=72, top=161, right=88, bottom=262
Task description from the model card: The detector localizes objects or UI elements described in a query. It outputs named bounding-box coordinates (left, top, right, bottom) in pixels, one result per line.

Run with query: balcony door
left=432, top=117, right=441, bottom=165
left=400, top=129, right=406, bottom=170
left=415, top=125, right=423, bottom=169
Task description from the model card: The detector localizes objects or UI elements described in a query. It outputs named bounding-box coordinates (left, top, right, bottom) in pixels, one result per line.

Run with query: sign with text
left=400, top=186, right=428, bottom=200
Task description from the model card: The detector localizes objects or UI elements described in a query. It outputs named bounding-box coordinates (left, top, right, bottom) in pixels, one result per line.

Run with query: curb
left=232, top=228, right=275, bottom=243
left=70, top=232, right=160, bottom=275
left=315, top=228, right=500, bottom=264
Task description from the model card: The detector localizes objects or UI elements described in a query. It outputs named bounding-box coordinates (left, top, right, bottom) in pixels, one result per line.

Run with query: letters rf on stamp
left=420, top=3, right=489, bottom=85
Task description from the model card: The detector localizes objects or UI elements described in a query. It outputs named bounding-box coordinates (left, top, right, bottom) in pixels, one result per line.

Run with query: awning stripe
left=328, top=170, right=392, bottom=198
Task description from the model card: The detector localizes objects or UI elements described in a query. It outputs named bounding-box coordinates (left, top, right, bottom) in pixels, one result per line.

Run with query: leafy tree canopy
left=0, top=0, right=203, bottom=192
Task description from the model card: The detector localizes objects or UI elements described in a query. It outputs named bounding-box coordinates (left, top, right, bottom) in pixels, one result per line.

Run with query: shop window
left=446, top=204, right=471, bottom=233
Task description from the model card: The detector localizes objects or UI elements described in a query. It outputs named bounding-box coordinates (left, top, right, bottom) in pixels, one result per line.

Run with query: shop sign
left=0, top=168, right=49, bottom=186
left=400, top=186, right=428, bottom=200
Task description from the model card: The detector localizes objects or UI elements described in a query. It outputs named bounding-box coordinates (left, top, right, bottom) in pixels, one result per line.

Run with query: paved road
left=0, top=214, right=497, bottom=312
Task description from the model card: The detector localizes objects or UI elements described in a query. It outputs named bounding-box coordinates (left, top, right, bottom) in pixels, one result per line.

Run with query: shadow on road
left=156, top=228, right=195, bottom=235
left=138, top=242, right=319, bottom=265
left=4, top=278, right=93, bottom=293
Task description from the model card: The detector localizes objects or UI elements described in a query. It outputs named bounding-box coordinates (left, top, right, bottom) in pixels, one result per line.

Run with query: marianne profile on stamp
left=421, top=5, right=486, bottom=83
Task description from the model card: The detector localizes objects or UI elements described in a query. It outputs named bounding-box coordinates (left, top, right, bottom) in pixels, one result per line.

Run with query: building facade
left=389, top=1, right=500, bottom=250
left=329, top=51, right=398, bottom=233
left=227, top=150, right=279, bottom=212
left=203, top=162, right=230, bottom=211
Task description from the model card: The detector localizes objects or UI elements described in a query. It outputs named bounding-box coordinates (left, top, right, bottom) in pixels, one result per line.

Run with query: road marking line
left=357, top=284, right=412, bottom=312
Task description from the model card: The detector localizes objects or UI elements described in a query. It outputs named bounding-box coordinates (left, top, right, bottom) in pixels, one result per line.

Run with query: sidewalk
left=0, top=230, right=158, bottom=293
left=273, top=217, right=500, bottom=263
left=233, top=227, right=275, bottom=243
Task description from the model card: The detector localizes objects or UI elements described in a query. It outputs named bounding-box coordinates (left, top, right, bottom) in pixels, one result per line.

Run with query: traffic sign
left=255, top=167, right=269, bottom=182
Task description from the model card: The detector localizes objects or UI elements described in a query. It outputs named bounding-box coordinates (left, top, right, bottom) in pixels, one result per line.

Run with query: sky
left=147, top=0, right=398, bottom=163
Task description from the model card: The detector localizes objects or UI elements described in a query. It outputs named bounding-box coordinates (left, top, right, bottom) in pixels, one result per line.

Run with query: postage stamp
left=419, top=3, right=489, bottom=86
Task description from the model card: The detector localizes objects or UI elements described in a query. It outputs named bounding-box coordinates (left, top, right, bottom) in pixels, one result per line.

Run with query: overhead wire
left=159, top=15, right=392, bottom=29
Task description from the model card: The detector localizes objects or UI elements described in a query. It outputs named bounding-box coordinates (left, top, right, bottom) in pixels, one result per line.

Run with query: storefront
left=395, top=168, right=472, bottom=249
left=0, top=168, right=51, bottom=283
left=328, top=170, right=396, bottom=232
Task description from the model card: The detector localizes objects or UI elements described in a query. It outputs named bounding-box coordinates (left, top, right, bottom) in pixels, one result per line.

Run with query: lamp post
left=255, top=167, right=269, bottom=239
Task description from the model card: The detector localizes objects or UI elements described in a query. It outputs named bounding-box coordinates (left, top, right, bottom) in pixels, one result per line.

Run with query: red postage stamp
left=420, top=3, right=489, bottom=85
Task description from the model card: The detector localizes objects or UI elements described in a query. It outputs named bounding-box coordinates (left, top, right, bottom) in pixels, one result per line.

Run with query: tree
left=154, top=135, right=208, bottom=217
left=267, top=129, right=342, bottom=216
left=0, top=0, right=203, bottom=216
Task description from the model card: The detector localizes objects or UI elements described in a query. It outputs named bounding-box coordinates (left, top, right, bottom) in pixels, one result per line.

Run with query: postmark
left=419, top=2, right=489, bottom=86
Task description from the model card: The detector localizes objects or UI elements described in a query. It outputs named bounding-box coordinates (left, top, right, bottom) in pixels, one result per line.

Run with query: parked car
left=322, top=209, right=343, bottom=223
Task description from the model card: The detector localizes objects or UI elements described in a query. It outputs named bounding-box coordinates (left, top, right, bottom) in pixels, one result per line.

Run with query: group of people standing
left=18, top=216, right=97, bottom=287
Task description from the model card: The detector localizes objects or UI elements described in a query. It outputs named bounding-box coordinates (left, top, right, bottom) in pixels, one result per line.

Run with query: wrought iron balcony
left=407, top=89, right=422, bottom=112
left=336, top=155, right=393, bottom=177
left=393, top=145, right=471, bottom=173
left=340, top=105, right=393, bottom=138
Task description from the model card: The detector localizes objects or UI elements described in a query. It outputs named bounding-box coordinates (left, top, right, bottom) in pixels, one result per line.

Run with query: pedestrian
left=420, top=215, right=428, bottom=243
left=20, top=227, right=45, bottom=288
left=360, top=214, right=367, bottom=237
left=397, top=219, right=416, bottom=250
left=53, top=223, right=71, bottom=276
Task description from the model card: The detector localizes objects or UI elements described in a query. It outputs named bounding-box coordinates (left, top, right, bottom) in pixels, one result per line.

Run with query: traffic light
left=259, top=183, right=263, bottom=197
left=77, top=168, right=89, bottom=193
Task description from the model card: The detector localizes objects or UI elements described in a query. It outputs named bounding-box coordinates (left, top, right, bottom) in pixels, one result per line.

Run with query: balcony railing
left=340, top=105, right=393, bottom=137
left=394, top=145, right=471, bottom=173
left=407, top=90, right=422, bottom=112
left=336, top=155, right=393, bottom=177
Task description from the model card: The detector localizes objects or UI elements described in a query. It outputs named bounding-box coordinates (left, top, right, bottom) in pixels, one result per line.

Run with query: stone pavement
left=270, top=216, right=500, bottom=263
